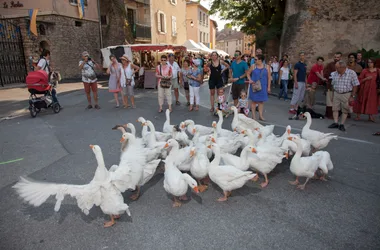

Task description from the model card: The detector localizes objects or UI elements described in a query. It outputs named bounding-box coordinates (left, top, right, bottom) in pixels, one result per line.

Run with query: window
left=203, top=13, right=206, bottom=25
left=100, top=15, right=108, bottom=25
left=227, top=42, right=228, bottom=46
left=170, top=0, right=177, bottom=5
left=69, top=0, right=87, bottom=6
left=239, top=40, right=242, bottom=44
left=200, top=31, right=202, bottom=42
left=206, top=33, right=208, bottom=43
left=203, top=33, right=205, bottom=43
left=75, top=21, right=82, bottom=27
left=157, top=11, right=166, bottom=33
left=171, top=16, right=177, bottom=36
left=236, top=40, right=238, bottom=46
left=206, top=15, right=208, bottom=27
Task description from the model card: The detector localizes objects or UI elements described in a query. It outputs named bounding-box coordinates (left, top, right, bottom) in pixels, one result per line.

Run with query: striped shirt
left=331, top=68, right=360, bottom=93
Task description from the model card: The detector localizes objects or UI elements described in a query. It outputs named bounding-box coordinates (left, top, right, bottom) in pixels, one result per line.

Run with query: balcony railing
left=133, top=23, right=151, bottom=40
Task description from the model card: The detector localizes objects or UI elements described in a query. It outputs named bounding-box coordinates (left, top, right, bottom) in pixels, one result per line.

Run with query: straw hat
left=120, top=54, right=131, bottom=61
left=82, top=51, right=89, bottom=57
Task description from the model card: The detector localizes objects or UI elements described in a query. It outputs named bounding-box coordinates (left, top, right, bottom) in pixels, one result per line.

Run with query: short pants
left=231, top=83, right=245, bottom=100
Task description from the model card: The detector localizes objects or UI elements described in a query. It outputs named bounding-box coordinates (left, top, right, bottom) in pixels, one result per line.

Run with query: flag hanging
left=28, top=9, right=38, bottom=36
left=77, top=0, right=85, bottom=19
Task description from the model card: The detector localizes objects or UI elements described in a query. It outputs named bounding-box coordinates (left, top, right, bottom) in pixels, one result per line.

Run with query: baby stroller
left=26, top=70, right=61, bottom=118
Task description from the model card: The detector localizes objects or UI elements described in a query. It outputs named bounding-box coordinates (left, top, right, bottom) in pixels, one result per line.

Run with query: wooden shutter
left=163, top=13, right=167, bottom=33
left=157, top=11, right=161, bottom=32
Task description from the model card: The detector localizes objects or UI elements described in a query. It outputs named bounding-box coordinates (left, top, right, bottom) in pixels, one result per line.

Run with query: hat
left=82, top=51, right=89, bottom=57
left=192, top=59, right=201, bottom=66
left=119, top=54, right=130, bottom=61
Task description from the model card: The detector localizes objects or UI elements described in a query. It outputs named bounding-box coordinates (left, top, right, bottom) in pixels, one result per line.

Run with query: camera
left=87, top=57, right=92, bottom=61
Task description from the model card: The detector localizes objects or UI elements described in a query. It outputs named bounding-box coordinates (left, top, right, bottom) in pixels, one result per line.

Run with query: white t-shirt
left=120, top=63, right=135, bottom=87
left=168, top=61, right=180, bottom=79
left=280, top=67, right=289, bottom=80
left=271, top=62, right=279, bottom=73
left=79, top=60, right=97, bottom=83
left=37, top=58, right=50, bottom=74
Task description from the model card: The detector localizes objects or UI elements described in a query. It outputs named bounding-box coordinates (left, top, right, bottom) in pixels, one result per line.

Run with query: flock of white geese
left=13, top=107, right=338, bottom=228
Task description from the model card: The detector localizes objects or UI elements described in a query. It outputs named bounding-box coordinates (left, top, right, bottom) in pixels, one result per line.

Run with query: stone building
left=186, top=1, right=211, bottom=46
left=0, top=0, right=102, bottom=81
left=280, top=0, right=380, bottom=67
left=215, top=25, right=244, bottom=55
left=209, top=19, right=217, bottom=49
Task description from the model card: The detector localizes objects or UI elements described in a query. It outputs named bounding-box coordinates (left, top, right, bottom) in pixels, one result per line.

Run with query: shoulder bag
left=86, top=61, right=97, bottom=80
left=122, top=65, right=132, bottom=86
left=252, top=66, right=264, bottom=92
left=160, top=65, right=171, bottom=88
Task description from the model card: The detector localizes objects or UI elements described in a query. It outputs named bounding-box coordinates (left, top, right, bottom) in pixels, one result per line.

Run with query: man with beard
left=323, top=52, right=342, bottom=119
left=347, top=53, right=363, bottom=76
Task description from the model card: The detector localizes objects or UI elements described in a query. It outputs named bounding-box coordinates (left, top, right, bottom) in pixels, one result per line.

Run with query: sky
left=200, top=0, right=231, bottom=30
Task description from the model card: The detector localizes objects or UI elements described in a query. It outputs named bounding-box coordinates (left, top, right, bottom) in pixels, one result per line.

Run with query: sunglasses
left=161, top=59, right=167, bottom=62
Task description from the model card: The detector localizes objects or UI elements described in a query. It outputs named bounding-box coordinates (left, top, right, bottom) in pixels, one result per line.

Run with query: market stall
left=101, top=44, right=186, bottom=89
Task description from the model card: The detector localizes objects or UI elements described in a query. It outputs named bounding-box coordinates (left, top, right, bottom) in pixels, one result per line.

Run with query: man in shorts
left=230, top=50, right=249, bottom=106
left=168, top=53, right=181, bottom=105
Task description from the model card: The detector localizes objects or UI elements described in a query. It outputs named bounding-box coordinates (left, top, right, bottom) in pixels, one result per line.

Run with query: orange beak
left=251, top=148, right=257, bottom=153
left=254, top=128, right=259, bottom=131
left=192, top=128, right=196, bottom=134
left=193, top=186, right=199, bottom=193
left=207, top=145, right=211, bottom=149
left=287, top=129, right=290, bottom=135
left=89, top=144, right=94, bottom=149
left=190, top=150, right=195, bottom=157
left=287, top=137, right=293, bottom=141
left=233, top=128, right=237, bottom=132
left=241, top=130, right=246, bottom=134
left=258, top=134, right=262, bottom=139
left=211, top=138, right=216, bottom=143
left=164, top=143, right=169, bottom=148
left=142, top=122, right=147, bottom=126
left=181, top=124, right=186, bottom=129
left=120, top=137, right=125, bottom=143
left=136, top=119, right=139, bottom=122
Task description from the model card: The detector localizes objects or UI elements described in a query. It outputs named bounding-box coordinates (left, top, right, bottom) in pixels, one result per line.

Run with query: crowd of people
left=34, top=47, right=379, bottom=134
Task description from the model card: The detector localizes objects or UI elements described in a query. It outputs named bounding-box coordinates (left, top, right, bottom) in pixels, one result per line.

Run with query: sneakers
left=328, top=123, right=339, bottom=129
left=338, top=124, right=346, bottom=132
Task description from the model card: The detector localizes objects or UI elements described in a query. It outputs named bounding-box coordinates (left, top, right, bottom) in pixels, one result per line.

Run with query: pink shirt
left=156, top=64, right=172, bottom=84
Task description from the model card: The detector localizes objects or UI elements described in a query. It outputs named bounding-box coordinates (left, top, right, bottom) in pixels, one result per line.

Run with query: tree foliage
left=210, top=0, right=286, bottom=47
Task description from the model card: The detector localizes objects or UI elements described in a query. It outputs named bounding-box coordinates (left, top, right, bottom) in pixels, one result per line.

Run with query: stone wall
left=280, top=0, right=380, bottom=68
left=11, top=15, right=101, bottom=79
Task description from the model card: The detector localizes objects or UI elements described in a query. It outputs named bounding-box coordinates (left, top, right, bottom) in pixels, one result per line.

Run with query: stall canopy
left=101, top=44, right=187, bottom=68
left=197, top=42, right=213, bottom=53
left=182, top=39, right=203, bottom=53
left=215, top=49, right=229, bottom=57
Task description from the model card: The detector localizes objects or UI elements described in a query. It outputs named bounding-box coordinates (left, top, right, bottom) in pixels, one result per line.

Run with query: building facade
left=243, top=34, right=255, bottom=55
left=215, top=25, right=244, bottom=55
left=186, top=1, right=210, bottom=47
left=209, top=19, right=217, bottom=49
left=150, top=0, right=187, bottom=45
left=0, top=0, right=102, bottom=82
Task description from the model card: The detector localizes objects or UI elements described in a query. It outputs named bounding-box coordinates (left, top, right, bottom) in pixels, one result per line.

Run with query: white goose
left=207, top=130, right=243, bottom=155
left=163, top=159, right=199, bottom=207
left=13, top=145, right=131, bottom=228
left=207, top=143, right=256, bottom=201
left=281, top=126, right=311, bottom=156
left=220, top=145, right=252, bottom=171
left=191, top=127, right=213, bottom=159
left=137, top=117, right=171, bottom=143
left=163, top=109, right=174, bottom=134
left=230, top=106, right=264, bottom=131
left=301, top=112, right=338, bottom=151
left=171, top=123, right=191, bottom=147
left=118, top=132, right=161, bottom=200
left=216, top=110, right=236, bottom=138
left=183, top=119, right=213, bottom=136
left=144, top=120, right=168, bottom=159
left=313, top=151, right=334, bottom=181
left=164, top=139, right=193, bottom=172
left=287, top=136, right=321, bottom=190
left=189, top=147, right=210, bottom=192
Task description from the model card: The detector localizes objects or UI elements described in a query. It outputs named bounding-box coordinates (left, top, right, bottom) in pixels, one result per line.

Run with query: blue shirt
left=231, top=60, right=248, bottom=84
left=189, top=68, right=202, bottom=87
left=294, top=61, right=307, bottom=82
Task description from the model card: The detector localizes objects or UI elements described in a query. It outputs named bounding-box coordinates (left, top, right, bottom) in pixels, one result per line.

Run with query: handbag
left=160, top=65, right=171, bottom=88
left=86, top=62, right=97, bottom=80
left=252, top=67, right=264, bottom=92
left=122, top=65, right=132, bottom=86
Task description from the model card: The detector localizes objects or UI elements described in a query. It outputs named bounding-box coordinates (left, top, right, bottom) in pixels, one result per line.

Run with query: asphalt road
left=0, top=84, right=379, bottom=250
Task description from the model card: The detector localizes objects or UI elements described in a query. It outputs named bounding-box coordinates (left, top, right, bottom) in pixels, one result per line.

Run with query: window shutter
left=163, top=13, right=167, bottom=33
left=157, top=11, right=161, bottom=32
left=172, top=16, right=177, bottom=36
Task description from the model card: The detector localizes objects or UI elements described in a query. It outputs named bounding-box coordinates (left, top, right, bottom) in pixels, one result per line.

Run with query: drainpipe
left=97, top=0, right=103, bottom=49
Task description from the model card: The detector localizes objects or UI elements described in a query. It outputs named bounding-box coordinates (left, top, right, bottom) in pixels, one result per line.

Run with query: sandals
left=158, top=108, right=163, bottom=113
left=176, top=101, right=181, bottom=106
left=94, top=104, right=101, bottom=109
left=210, top=107, right=214, bottom=112
left=86, top=105, right=93, bottom=110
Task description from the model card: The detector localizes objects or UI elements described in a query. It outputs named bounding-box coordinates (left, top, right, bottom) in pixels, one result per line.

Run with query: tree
left=209, top=0, right=286, bottom=49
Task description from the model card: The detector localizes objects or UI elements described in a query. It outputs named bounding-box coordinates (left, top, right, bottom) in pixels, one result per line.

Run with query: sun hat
left=120, top=54, right=131, bottom=61
left=82, top=51, right=89, bottom=57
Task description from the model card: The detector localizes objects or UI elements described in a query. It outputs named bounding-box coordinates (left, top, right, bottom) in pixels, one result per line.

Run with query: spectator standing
left=289, top=52, right=307, bottom=114
left=271, top=57, right=280, bottom=86
left=179, top=59, right=192, bottom=106
left=353, top=58, right=379, bottom=122
left=230, top=50, right=249, bottom=106
left=347, top=53, right=363, bottom=76
left=168, top=53, right=181, bottom=106
left=328, top=61, right=360, bottom=132
left=79, top=51, right=102, bottom=110
left=120, top=54, right=140, bottom=108
left=156, top=55, right=173, bottom=113
left=356, top=52, right=367, bottom=69
left=188, top=59, right=203, bottom=111
left=106, top=54, right=122, bottom=108
left=324, top=52, right=342, bottom=119
left=278, top=60, right=290, bottom=100
left=304, top=57, right=327, bottom=109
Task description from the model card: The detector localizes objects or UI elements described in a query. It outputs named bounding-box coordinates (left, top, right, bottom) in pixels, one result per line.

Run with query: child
left=237, top=90, right=249, bottom=116
left=216, top=88, right=229, bottom=116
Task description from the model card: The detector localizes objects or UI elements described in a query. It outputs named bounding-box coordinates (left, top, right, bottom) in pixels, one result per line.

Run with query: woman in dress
left=206, top=51, right=230, bottom=112
left=179, top=59, right=192, bottom=106
left=106, top=54, right=122, bottom=108
left=120, top=54, right=140, bottom=108
left=354, top=58, right=379, bottom=122
left=155, top=54, right=173, bottom=113
left=247, top=54, right=272, bottom=120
